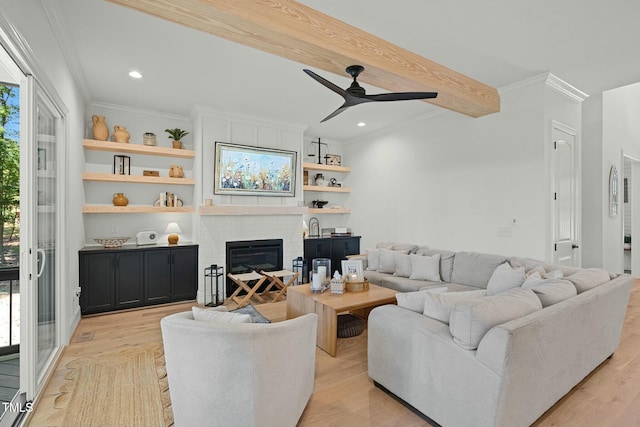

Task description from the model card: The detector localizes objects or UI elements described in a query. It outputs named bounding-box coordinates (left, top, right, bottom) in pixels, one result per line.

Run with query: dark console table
left=303, top=236, right=361, bottom=277
left=79, top=243, right=198, bottom=315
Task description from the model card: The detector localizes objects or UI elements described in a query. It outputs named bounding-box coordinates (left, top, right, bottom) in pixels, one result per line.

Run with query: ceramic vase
left=92, top=115, right=109, bottom=141
left=143, top=132, right=156, bottom=146
left=112, top=192, right=129, bottom=206
left=113, top=126, right=131, bottom=143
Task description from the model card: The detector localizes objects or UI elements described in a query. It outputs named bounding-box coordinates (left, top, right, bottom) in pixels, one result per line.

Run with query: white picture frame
left=341, top=259, right=364, bottom=281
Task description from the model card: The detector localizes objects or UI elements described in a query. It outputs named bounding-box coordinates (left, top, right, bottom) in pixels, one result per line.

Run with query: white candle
left=312, top=273, right=321, bottom=290
left=317, top=266, right=327, bottom=280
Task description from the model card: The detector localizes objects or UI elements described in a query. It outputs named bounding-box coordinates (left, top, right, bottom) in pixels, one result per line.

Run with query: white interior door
left=552, top=122, right=579, bottom=266
left=631, top=161, right=640, bottom=277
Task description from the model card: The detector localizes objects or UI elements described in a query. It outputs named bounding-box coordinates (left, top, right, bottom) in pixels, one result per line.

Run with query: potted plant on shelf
left=165, top=128, right=189, bottom=149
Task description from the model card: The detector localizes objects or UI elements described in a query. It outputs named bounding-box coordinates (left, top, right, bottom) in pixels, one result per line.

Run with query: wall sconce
left=165, top=222, right=182, bottom=245
left=113, top=155, right=130, bottom=175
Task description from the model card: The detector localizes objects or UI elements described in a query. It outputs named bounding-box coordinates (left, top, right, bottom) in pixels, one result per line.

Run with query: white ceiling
left=52, top=0, right=640, bottom=140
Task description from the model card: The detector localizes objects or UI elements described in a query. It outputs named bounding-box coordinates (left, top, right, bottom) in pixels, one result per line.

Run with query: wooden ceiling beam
left=106, top=0, right=500, bottom=117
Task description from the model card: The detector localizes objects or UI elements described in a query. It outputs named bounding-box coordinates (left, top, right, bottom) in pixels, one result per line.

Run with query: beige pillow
left=528, top=279, right=577, bottom=307
left=409, top=254, right=441, bottom=281
left=394, top=253, right=412, bottom=277
left=449, top=288, right=542, bottom=350
left=192, top=306, right=252, bottom=323
left=396, top=287, right=448, bottom=313
left=565, top=268, right=610, bottom=293
left=486, top=262, right=525, bottom=296
left=422, top=289, right=487, bottom=324
left=366, top=248, right=380, bottom=271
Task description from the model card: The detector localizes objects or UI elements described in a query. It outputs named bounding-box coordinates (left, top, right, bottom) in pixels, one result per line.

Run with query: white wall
left=344, top=75, right=582, bottom=262
left=601, top=82, right=640, bottom=273
left=1, top=0, right=86, bottom=339
left=581, top=94, right=604, bottom=267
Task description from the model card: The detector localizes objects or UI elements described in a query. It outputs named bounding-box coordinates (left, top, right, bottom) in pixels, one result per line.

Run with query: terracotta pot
left=92, top=115, right=109, bottom=141
left=172, top=140, right=182, bottom=149
left=113, top=126, right=131, bottom=143
left=112, top=193, right=129, bottom=206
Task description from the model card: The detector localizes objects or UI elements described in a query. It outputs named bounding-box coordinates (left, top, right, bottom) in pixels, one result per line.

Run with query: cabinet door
left=304, top=239, right=333, bottom=272
left=115, top=251, right=144, bottom=309
left=145, top=249, right=172, bottom=304
left=171, top=246, right=198, bottom=301
left=332, top=237, right=361, bottom=274
left=80, top=253, right=115, bottom=314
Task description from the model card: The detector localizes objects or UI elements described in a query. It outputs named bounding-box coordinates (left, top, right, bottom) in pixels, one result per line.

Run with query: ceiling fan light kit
left=304, top=65, right=438, bottom=122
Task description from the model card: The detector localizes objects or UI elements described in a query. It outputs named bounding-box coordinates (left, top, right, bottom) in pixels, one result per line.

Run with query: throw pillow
left=366, top=248, right=380, bottom=271
left=528, top=279, right=577, bottom=307
left=378, top=249, right=399, bottom=273
left=422, top=289, right=487, bottom=324
left=396, top=287, right=448, bottom=313
left=394, top=253, right=412, bottom=277
left=192, top=306, right=252, bottom=323
left=449, top=288, right=542, bottom=350
left=409, top=253, right=441, bottom=281
left=521, top=271, right=544, bottom=288
left=486, top=262, right=525, bottom=296
left=565, top=268, right=610, bottom=293
left=543, top=269, right=563, bottom=280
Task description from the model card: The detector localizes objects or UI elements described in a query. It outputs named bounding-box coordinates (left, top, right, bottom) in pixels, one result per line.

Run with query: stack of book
left=160, top=192, right=179, bottom=207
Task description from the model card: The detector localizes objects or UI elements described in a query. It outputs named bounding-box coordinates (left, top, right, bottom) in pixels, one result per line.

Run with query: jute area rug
left=47, top=343, right=173, bottom=427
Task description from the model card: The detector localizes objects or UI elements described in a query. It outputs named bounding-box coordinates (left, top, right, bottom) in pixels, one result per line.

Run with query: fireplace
left=226, top=239, right=283, bottom=295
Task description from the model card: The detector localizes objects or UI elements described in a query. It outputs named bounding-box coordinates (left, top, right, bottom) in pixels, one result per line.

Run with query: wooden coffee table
left=286, top=283, right=397, bottom=356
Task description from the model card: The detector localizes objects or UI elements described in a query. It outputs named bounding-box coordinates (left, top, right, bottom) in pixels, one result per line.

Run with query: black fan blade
left=303, top=69, right=347, bottom=98
left=365, top=92, right=438, bottom=102
left=320, top=104, right=349, bottom=123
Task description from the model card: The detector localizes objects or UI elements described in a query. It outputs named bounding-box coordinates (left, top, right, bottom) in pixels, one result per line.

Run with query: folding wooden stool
left=259, top=269, right=299, bottom=303
left=227, top=271, right=268, bottom=308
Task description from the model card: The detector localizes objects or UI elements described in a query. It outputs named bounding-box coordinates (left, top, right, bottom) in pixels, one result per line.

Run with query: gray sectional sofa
left=360, top=242, right=633, bottom=427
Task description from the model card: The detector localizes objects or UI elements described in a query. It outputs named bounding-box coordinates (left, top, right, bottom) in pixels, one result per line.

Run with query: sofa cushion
left=422, top=289, right=487, bottom=324
left=363, top=269, right=391, bottom=286
left=527, top=279, right=577, bottom=307
left=415, top=248, right=456, bottom=282
left=449, top=288, right=542, bottom=350
left=394, top=253, right=412, bottom=277
left=508, top=256, right=546, bottom=273
left=377, top=249, right=398, bottom=273
left=450, top=252, right=508, bottom=288
left=381, top=275, right=433, bottom=293
left=365, top=248, right=380, bottom=271
left=409, top=253, right=441, bottom=281
left=486, top=262, right=525, bottom=296
left=192, top=306, right=252, bottom=323
left=395, top=287, right=447, bottom=313
left=565, top=268, right=611, bottom=293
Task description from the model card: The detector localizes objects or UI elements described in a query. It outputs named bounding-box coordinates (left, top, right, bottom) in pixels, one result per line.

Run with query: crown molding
left=90, top=101, right=190, bottom=121
left=545, top=73, right=589, bottom=102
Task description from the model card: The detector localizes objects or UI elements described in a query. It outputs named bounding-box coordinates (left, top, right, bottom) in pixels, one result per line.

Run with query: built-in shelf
left=83, top=205, right=194, bottom=214
left=308, top=207, right=351, bottom=214
left=83, top=139, right=195, bottom=159
left=303, top=185, right=351, bottom=193
left=302, top=162, right=351, bottom=173
left=83, top=172, right=195, bottom=185
left=199, top=204, right=308, bottom=216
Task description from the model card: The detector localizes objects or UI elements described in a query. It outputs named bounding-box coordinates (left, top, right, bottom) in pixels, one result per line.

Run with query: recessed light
left=357, top=122, right=366, bottom=127
left=128, top=70, right=143, bottom=79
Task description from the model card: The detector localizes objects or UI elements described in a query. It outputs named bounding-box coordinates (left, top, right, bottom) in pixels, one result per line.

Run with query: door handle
left=36, top=248, right=46, bottom=278
left=572, top=244, right=580, bottom=249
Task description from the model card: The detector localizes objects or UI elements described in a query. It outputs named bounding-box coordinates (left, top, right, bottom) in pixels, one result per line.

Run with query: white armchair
left=161, top=311, right=318, bottom=427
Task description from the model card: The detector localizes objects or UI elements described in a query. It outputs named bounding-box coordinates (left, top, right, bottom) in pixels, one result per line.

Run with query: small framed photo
left=341, top=259, right=364, bottom=281
left=326, top=154, right=341, bottom=166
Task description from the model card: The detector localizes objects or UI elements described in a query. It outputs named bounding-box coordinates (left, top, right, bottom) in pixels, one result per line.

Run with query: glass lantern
left=311, top=258, right=331, bottom=292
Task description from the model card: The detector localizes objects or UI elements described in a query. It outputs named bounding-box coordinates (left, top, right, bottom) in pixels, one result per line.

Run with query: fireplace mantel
left=199, top=204, right=308, bottom=216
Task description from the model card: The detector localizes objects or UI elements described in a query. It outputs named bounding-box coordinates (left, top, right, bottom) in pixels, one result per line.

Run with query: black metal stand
left=204, top=264, right=224, bottom=306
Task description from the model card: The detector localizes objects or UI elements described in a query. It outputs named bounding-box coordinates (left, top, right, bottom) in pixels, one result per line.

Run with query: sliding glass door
left=19, top=75, right=62, bottom=406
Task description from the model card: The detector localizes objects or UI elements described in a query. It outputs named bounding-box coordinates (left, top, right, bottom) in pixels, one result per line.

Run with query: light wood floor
left=26, top=281, right=640, bottom=427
